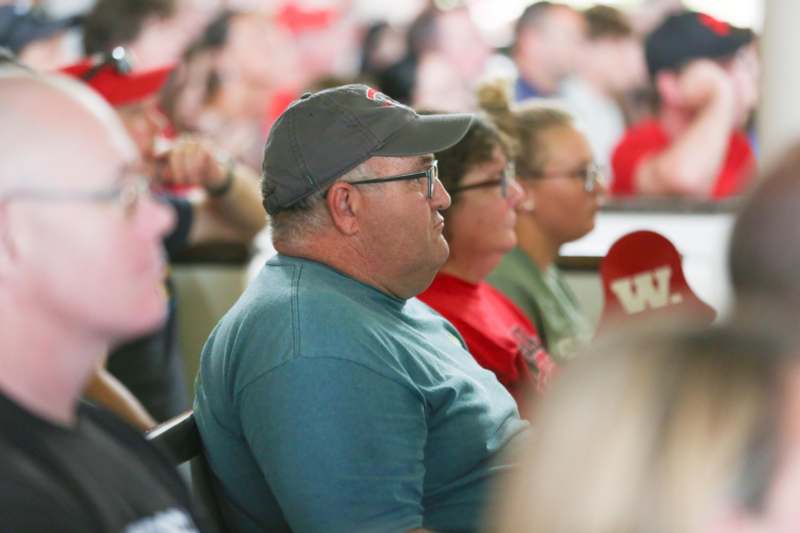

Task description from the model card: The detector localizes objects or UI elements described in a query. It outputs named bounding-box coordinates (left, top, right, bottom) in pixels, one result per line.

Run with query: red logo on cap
left=365, top=87, right=395, bottom=108
left=698, top=13, right=731, bottom=36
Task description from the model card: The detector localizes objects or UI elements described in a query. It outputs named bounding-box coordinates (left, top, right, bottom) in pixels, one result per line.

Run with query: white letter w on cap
left=610, top=266, right=683, bottom=314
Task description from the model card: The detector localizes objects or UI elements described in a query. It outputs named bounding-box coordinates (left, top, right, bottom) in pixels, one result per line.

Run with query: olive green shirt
left=488, top=247, right=593, bottom=363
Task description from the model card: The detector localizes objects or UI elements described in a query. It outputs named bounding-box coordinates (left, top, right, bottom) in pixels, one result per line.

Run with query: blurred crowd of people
left=4, top=0, right=799, bottom=532
left=2, top=0, right=761, bottom=200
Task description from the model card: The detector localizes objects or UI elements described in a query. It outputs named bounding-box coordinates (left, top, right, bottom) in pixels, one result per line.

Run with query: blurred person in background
left=411, top=5, right=490, bottom=111
left=0, top=2, right=82, bottom=69
left=160, top=9, right=301, bottom=168
left=730, top=142, right=800, bottom=318
left=0, top=65, right=207, bottom=532
left=417, top=110, right=555, bottom=416
left=63, top=53, right=266, bottom=422
left=512, top=1, right=585, bottom=101
left=561, top=5, right=645, bottom=170
left=492, top=321, right=800, bottom=533
left=484, top=83, right=600, bottom=363
left=279, top=0, right=361, bottom=89
left=358, top=20, right=406, bottom=82
left=611, top=11, right=758, bottom=198
left=82, top=0, right=218, bottom=71
left=378, top=5, right=491, bottom=111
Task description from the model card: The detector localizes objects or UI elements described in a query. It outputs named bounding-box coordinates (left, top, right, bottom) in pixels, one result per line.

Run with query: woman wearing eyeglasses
left=418, top=112, right=556, bottom=415
left=483, top=83, right=604, bottom=364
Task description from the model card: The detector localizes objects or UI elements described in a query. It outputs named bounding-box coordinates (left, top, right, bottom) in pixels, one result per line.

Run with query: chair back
left=147, top=411, right=227, bottom=531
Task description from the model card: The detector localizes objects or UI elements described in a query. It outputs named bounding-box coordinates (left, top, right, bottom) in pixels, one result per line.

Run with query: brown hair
left=83, top=0, right=176, bottom=55
left=514, top=2, right=570, bottom=46
left=478, top=79, right=574, bottom=178
left=583, top=5, right=634, bottom=41
left=430, top=109, right=513, bottom=205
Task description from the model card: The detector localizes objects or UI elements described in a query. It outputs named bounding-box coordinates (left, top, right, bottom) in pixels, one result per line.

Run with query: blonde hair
left=492, top=321, right=790, bottom=533
left=477, top=79, right=574, bottom=178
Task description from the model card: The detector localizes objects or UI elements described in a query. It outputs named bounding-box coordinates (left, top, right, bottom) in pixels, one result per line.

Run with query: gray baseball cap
left=262, top=84, right=473, bottom=214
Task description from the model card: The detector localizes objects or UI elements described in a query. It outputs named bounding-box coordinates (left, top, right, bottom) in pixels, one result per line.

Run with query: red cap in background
left=60, top=54, right=172, bottom=108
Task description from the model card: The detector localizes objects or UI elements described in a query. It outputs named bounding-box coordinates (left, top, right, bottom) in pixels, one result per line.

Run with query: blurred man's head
left=0, top=69, right=173, bottom=343
left=62, top=53, right=172, bottom=172
left=428, top=7, right=489, bottom=83
left=158, top=9, right=301, bottom=133
left=647, top=11, right=757, bottom=126
left=218, top=11, right=299, bottom=90
left=578, top=5, right=645, bottom=96
left=513, top=2, right=586, bottom=94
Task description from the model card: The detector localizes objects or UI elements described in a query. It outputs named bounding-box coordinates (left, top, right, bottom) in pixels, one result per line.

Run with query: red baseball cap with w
left=597, top=230, right=716, bottom=332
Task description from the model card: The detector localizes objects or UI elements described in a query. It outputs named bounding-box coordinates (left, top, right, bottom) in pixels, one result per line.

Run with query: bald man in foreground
left=0, top=68, right=206, bottom=530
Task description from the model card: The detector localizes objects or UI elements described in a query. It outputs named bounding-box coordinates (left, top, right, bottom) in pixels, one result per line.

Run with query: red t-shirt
left=611, top=119, right=755, bottom=198
left=418, top=273, right=557, bottom=415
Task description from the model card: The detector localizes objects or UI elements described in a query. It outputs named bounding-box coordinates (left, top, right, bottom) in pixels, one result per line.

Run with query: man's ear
left=325, top=182, right=361, bottom=236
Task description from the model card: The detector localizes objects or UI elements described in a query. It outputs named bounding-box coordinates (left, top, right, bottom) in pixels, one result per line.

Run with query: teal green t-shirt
left=194, top=254, right=528, bottom=533
left=488, top=247, right=593, bottom=363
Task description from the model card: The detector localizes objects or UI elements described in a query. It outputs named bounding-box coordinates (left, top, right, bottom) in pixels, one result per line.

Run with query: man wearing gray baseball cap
left=194, top=84, right=529, bottom=532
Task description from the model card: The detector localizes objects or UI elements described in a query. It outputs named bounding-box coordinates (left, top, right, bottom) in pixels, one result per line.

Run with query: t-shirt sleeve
left=160, top=195, right=194, bottom=257
left=610, top=126, right=665, bottom=196
left=239, top=357, right=427, bottom=533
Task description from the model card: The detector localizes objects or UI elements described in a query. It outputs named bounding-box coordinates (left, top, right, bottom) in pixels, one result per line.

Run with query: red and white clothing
left=611, top=119, right=755, bottom=199
left=419, top=273, right=557, bottom=415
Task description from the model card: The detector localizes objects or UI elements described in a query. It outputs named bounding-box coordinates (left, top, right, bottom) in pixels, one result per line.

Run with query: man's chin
left=436, top=239, right=450, bottom=266
left=116, top=303, right=168, bottom=343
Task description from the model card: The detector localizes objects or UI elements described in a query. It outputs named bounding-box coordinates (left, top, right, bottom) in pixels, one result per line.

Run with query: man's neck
left=439, top=248, right=502, bottom=285
left=0, top=298, right=106, bottom=426
left=275, top=237, right=421, bottom=300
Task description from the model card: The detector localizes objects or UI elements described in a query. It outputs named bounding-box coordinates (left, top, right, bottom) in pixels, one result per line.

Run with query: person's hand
left=675, top=59, right=735, bottom=111
left=154, top=136, right=229, bottom=190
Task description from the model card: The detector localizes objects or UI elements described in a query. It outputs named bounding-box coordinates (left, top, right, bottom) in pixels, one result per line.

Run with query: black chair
left=147, top=411, right=227, bottom=531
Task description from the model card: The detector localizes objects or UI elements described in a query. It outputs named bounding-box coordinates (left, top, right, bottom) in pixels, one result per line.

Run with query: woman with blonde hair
left=483, top=83, right=603, bottom=362
left=492, top=321, right=800, bottom=533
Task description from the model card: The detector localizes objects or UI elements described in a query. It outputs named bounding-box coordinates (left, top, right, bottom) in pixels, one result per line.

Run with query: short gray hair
left=270, top=160, right=372, bottom=246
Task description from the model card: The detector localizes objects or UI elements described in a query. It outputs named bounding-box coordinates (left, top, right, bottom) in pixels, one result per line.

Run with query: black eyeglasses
left=349, top=160, right=439, bottom=199
left=80, top=46, right=133, bottom=81
left=448, top=163, right=516, bottom=198
left=528, top=162, right=604, bottom=193
left=0, top=174, right=151, bottom=217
